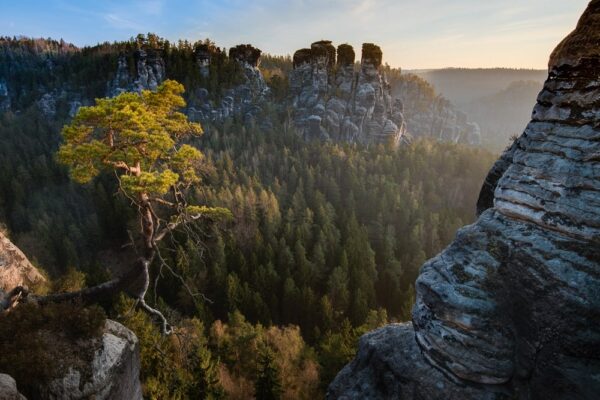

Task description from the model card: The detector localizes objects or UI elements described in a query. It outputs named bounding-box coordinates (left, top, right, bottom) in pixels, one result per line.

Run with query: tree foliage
left=57, top=80, right=203, bottom=193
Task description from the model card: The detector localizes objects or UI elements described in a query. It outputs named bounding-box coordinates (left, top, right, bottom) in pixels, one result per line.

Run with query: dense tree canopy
left=0, top=34, right=499, bottom=396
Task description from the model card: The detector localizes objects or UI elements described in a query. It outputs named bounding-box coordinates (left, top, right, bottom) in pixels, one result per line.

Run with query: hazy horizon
left=2, top=0, right=590, bottom=69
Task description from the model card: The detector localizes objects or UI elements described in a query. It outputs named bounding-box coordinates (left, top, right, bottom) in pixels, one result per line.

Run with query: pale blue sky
left=1, top=0, right=590, bottom=69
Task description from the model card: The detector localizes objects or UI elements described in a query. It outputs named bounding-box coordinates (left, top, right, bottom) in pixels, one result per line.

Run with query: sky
left=1, top=0, right=590, bottom=69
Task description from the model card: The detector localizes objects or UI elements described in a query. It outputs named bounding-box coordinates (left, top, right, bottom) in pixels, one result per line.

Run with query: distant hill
left=404, top=68, right=546, bottom=151
left=407, top=68, right=546, bottom=106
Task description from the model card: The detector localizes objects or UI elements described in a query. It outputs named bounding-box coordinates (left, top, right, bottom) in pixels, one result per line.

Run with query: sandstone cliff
left=290, top=41, right=407, bottom=146
left=108, top=48, right=166, bottom=96
left=188, top=44, right=270, bottom=124
left=329, top=1, right=600, bottom=398
left=0, top=231, right=45, bottom=293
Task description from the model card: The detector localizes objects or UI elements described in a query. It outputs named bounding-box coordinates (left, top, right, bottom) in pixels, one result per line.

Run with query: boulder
left=0, top=374, right=26, bottom=400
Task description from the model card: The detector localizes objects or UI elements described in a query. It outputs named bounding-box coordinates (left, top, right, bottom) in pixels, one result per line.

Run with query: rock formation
left=0, top=80, right=10, bottom=111
left=0, top=374, right=26, bottom=400
left=329, top=1, right=600, bottom=398
left=42, top=320, right=142, bottom=400
left=108, top=48, right=166, bottom=96
left=391, top=79, right=482, bottom=145
left=0, top=232, right=143, bottom=400
left=195, top=43, right=216, bottom=78
left=0, top=231, right=45, bottom=293
left=0, top=320, right=142, bottom=400
left=289, top=41, right=407, bottom=146
left=188, top=44, right=269, bottom=124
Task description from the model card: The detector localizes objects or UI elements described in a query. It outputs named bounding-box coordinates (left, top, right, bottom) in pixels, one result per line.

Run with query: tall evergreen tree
left=254, top=348, right=282, bottom=400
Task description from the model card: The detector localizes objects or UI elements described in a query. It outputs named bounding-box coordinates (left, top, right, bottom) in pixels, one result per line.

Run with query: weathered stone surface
left=229, top=44, right=262, bottom=67
left=330, top=2, right=600, bottom=398
left=0, top=80, right=10, bottom=111
left=108, top=48, right=165, bottom=96
left=391, top=77, right=482, bottom=145
left=188, top=44, right=269, bottom=125
left=0, top=234, right=142, bottom=399
left=43, top=320, right=142, bottom=400
left=195, top=43, right=214, bottom=78
left=0, top=374, right=27, bottom=400
left=37, top=92, right=57, bottom=116
left=312, top=40, right=336, bottom=70
left=328, top=323, right=509, bottom=400
left=0, top=231, right=45, bottom=292
left=290, top=41, right=406, bottom=146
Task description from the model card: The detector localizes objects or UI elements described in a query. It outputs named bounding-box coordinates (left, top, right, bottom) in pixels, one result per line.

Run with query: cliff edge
left=329, top=1, right=600, bottom=398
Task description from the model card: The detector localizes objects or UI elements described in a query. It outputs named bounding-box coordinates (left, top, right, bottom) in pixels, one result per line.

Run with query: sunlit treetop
left=57, top=80, right=203, bottom=196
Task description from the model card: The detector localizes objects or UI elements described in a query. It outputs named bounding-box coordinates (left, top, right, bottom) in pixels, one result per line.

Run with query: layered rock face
left=0, top=374, right=26, bottom=400
left=188, top=44, right=269, bottom=124
left=329, top=2, right=600, bottom=398
left=108, top=48, right=166, bottom=96
left=290, top=41, right=407, bottom=146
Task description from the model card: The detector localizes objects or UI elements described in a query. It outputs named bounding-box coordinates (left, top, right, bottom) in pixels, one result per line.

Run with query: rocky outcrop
left=0, top=321, right=142, bottom=400
left=42, top=320, right=142, bottom=400
left=392, top=79, right=482, bottom=145
left=0, top=374, right=26, bottom=400
left=329, top=1, right=600, bottom=398
left=108, top=49, right=166, bottom=96
left=289, top=41, right=407, bottom=146
left=195, top=43, right=216, bottom=78
left=188, top=44, right=269, bottom=124
left=0, top=231, right=45, bottom=293
left=329, top=323, right=507, bottom=399
left=0, top=233, right=142, bottom=400
left=0, top=80, right=10, bottom=111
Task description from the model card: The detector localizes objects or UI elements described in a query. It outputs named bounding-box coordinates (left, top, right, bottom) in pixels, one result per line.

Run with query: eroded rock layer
left=289, top=41, right=407, bottom=146
left=329, top=1, right=600, bottom=398
left=108, top=48, right=166, bottom=96
left=187, top=44, right=269, bottom=124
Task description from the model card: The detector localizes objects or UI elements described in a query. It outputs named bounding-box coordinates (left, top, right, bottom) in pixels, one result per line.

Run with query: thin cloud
left=104, top=13, right=144, bottom=31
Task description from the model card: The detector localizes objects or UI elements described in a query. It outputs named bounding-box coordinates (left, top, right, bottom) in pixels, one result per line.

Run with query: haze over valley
left=0, top=1, right=599, bottom=399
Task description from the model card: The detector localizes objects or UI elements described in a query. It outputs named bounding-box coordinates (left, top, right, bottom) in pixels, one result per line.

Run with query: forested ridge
left=0, top=35, right=498, bottom=397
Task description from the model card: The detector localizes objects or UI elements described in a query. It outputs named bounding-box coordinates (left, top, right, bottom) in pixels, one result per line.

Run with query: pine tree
left=254, top=348, right=282, bottom=400
left=187, top=329, right=224, bottom=399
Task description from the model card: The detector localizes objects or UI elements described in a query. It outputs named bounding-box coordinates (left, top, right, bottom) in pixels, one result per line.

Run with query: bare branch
left=154, top=243, right=213, bottom=304
left=139, top=298, right=172, bottom=335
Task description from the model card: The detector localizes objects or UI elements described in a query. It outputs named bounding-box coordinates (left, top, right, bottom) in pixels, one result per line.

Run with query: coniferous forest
left=0, top=35, right=498, bottom=398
